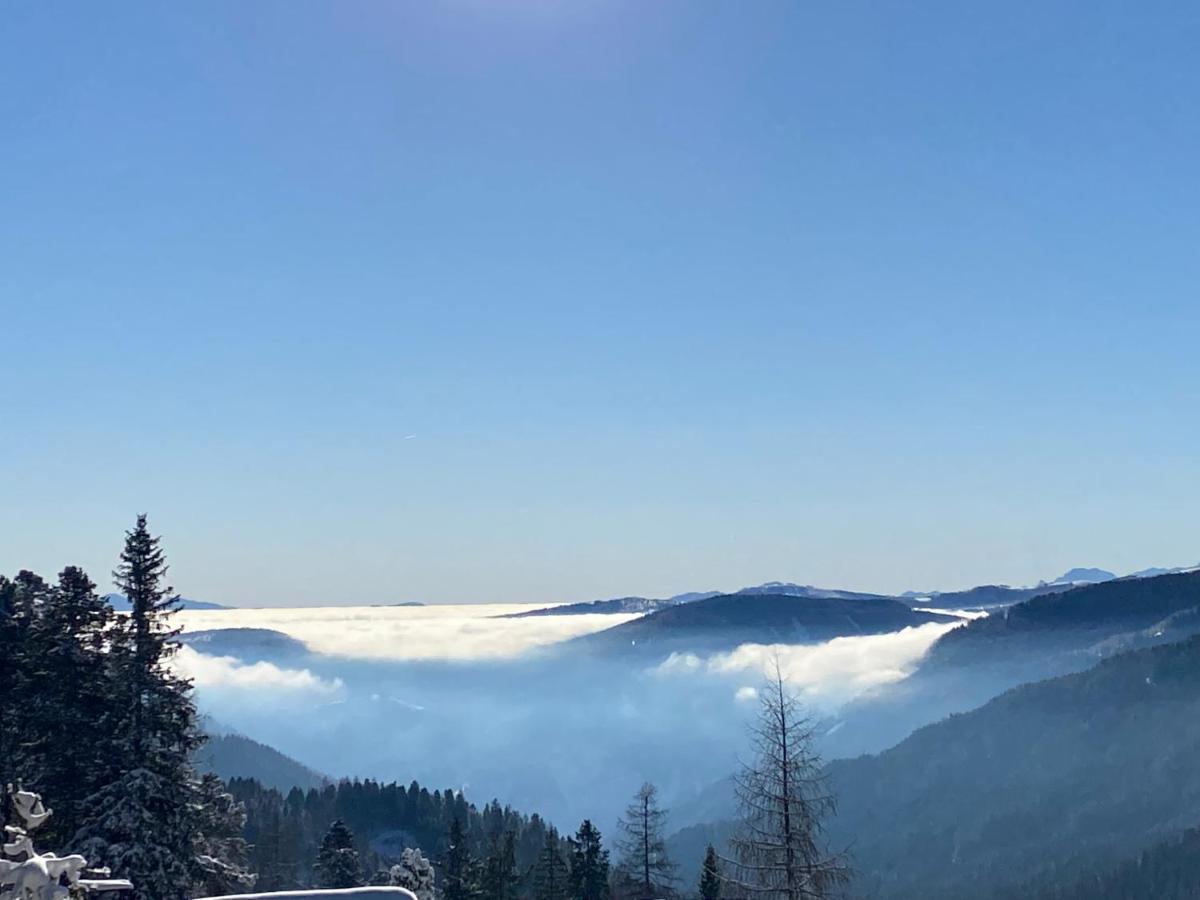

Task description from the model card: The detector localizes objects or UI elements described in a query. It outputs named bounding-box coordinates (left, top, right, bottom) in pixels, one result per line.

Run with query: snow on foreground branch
left=1, top=787, right=131, bottom=900
left=193, top=889, right=417, bottom=900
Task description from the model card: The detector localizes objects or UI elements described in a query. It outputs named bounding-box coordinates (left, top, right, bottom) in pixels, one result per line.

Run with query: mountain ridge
left=570, top=592, right=956, bottom=658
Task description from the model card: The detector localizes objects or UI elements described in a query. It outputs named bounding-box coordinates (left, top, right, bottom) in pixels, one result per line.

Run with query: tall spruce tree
left=314, top=819, right=363, bottom=889
left=568, top=820, right=610, bottom=900
left=73, top=516, right=209, bottom=900
left=110, top=514, right=196, bottom=765
left=726, top=660, right=849, bottom=899
left=441, top=817, right=478, bottom=900
left=698, top=845, right=722, bottom=900
left=531, top=828, right=568, bottom=900
left=615, top=783, right=677, bottom=899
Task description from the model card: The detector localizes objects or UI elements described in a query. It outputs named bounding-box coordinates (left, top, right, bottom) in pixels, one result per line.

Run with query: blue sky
left=3, top=1, right=1198, bottom=606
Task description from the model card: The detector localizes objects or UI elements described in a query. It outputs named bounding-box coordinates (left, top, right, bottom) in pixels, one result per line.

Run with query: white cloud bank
left=175, top=604, right=640, bottom=662
left=173, top=645, right=344, bottom=696
left=656, top=619, right=969, bottom=708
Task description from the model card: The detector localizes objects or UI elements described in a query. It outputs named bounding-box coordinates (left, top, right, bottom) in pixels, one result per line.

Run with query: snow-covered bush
left=0, top=787, right=106, bottom=900
left=388, top=848, right=434, bottom=900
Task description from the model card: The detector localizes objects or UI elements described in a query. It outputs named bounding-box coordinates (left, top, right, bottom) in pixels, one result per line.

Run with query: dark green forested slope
left=927, top=569, right=1200, bottom=667
left=196, top=733, right=328, bottom=792
left=826, top=633, right=1200, bottom=898
left=230, top=776, right=564, bottom=891
left=1028, top=827, right=1200, bottom=900
left=818, top=569, right=1200, bottom=763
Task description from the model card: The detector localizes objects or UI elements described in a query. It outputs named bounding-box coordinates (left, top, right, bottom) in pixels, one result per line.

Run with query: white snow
left=1, top=790, right=94, bottom=900
left=194, top=890, right=417, bottom=900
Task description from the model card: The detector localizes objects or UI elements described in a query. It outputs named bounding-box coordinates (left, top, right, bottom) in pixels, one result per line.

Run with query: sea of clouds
left=175, top=603, right=975, bottom=707
left=171, top=603, right=979, bottom=830
left=654, top=620, right=968, bottom=707
left=175, top=603, right=641, bottom=661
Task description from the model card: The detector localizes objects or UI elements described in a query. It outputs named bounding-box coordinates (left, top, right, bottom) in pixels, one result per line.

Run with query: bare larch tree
left=726, top=659, right=850, bottom=899
left=615, top=782, right=677, bottom=899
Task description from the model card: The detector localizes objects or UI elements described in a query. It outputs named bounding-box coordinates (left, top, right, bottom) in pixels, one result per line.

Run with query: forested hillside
left=1030, top=827, right=1200, bottom=900
left=196, top=733, right=328, bottom=793
left=230, top=777, right=564, bottom=891
left=826, top=633, right=1200, bottom=898
left=928, top=569, right=1200, bottom=667
left=818, top=570, right=1200, bottom=760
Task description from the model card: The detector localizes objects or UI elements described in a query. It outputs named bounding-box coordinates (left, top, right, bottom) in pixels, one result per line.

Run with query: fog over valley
left=172, top=597, right=976, bottom=832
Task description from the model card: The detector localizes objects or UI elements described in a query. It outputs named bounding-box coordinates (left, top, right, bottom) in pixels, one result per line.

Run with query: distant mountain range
left=570, top=592, right=956, bottom=658
left=103, top=592, right=227, bottom=611
left=1044, top=564, right=1198, bottom=585
left=501, top=596, right=683, bottom=618
left=1052, top=566, right=1118, bottom=583
left=900, top=583, right=1060, bottom=609
left=927, top=569, right=1200, bottom=670
left=733, top=581, right=893, bottom=600
left=513, top=568, right=1198, bottom=619
left=512, top=582, right=896, bottom=619
left=178, top=627, right=311, bottom=662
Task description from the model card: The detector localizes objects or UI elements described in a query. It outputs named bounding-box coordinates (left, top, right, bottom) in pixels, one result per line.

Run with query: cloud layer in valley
left=656, top=619, right=970, bottom=707
left=173, top=645, right=344, bottom=696
left=170, top=604, right=982, bottom=832
left=175, top=604, right=640, bottom=661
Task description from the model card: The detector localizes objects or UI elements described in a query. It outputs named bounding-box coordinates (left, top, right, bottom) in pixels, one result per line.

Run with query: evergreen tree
left=615, top=783, right=677, bottom=899
left=568, top=820, right=610, bottom=900
left=531, top=828, right=568, bottom=900
left=252, top=809, right=295, bottom=892
left=0, top=571, right=51, bottom=789
left=21, top=566, right=116, bottom=847
left=698, top=845, right=722, bottom=900
left=74, top=767, right=197, bottom=900
left=480, top=829, right=519, bottom=900
left=192, top=773, right=256, bottom=896
left=0, top=522, right=249, bottom=900
left=441, top=817, right=478, bottom=900
left=314, top=819, right=363, bottom=889
left=109, top=514, right=196, bottom=766
left=73, top=516, right=212, bottom=900
left=726, top=660, right=849, bottom=899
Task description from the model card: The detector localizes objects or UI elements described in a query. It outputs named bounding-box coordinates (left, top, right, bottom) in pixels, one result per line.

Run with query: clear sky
left=3, top=1, right=1198, bottom=606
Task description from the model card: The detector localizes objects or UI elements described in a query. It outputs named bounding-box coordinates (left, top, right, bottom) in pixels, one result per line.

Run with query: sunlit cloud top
left=655, top=619, right=969, bottom=709
left=175, top=604, right=640, bottom=661
left=174, top=645, right=343, bottom=696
